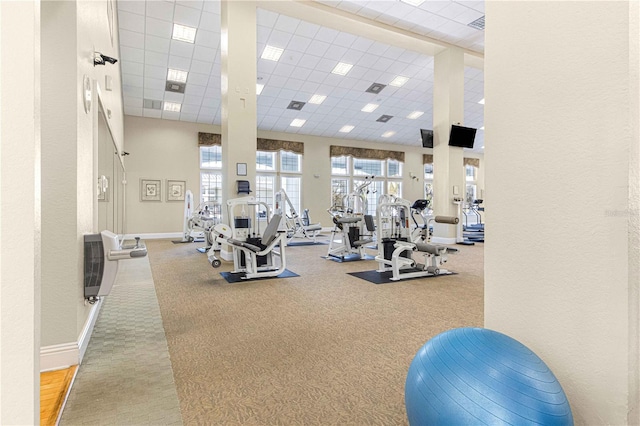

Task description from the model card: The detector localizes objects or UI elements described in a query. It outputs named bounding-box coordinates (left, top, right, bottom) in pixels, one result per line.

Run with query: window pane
left=255, top=175, right=275, bottom=214
left=466, top=165, right=476, bottom=181
left=353, top=158, right=383, bottom=176
left=466, top=183, right=477, bottom=204
left=281, top=151, right=301, bottom=173
left=387, top=181, right=402, bottom=198
left=256, top=151, right=276, bottom=171
left=387, top=160, right=402, bottom=178
left=281, top=176, right=301, bottom=214
left=353, top=179, right=383, bottom=215
left=330, top=179, right=349, bottom=211
left=200, top=146, right=222, bottom=169
left=331, top=156, right=349, bottom=175
left=425, top=182, right=433, bottom=206
left=424, top=163, right=433, bottom=180
left=201, top=172, right=222, bottom=203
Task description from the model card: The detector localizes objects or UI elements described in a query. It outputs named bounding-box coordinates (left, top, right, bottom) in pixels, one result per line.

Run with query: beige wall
left=485, top=1, right=639, bottom=424
left=124, top=115, right=483, bottom=234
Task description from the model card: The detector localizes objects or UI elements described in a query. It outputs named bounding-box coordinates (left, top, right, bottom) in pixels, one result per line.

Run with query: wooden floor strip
left=40, top=366, right=77, bottom=426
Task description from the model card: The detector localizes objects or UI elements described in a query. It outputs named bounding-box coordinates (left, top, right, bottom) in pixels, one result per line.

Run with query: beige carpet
left=147, top=239, right=484, bottom=425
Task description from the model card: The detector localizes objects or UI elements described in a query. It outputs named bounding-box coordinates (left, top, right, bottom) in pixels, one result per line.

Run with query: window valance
left=423, top=154, right=433, bottom=164
left=198, top=132, right=221, bottom=146
left=330, top=145, right=404, bottom=162
left=257, top=138, right=304, bottom=155
left=464, top=158, right=480, bottom=168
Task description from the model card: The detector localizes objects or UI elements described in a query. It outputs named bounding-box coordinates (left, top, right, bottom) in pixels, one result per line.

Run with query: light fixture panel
left=167, top=69, right=188, bottom=83
left=365, top=83, right=386, bottom=94
left=382, top=131, right=396, bottom=138
left=172, top=24, right=196, bottom=43
left=290, top=119, right=306, bottom=127
left=308, top=94, right=326, bottom=105
left=256, top=84, right=264, bottom=95
left=339, top=125, right=354, bottom=133
left=407, top=111, right=424, bottom=119
left=361, top=103, right=379, bottom=113
left=163, top=101, right=182, bottom=112
left=376, top=115, right=393, bottom=123
left=389, top=76, right=409, bottom=87
left=331, top=62, right=353, bottom=76
left=261, top=45, right=284, bottom=62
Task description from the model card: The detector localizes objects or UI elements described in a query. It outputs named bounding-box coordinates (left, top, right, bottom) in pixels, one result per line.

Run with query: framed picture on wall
left=167, top=179, right=186, bottom=201
left=97, top=176, right=109, bottom=202
left=140, top=178, right=161, bottom=202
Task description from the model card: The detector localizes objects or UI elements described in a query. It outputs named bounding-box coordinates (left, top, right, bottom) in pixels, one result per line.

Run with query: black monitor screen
left=449, top=125, right=476, bottom=148
left=420, top=129, right=433, bottom=148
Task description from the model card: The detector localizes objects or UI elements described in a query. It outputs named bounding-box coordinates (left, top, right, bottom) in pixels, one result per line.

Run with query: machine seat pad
left=304, top=224, right=323, bottom=232
left=415, top=242, right=446, bottom=255
left=353, top=238, right=373, bottom=247
left=336, top=217, right=361, bottom=224
left=227, top=238, right=262, bottom=253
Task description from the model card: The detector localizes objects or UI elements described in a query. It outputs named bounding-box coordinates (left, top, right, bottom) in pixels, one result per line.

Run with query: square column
left=432, top=47, right=465, bottom=243
left=220, top=0, right=257, bottom=207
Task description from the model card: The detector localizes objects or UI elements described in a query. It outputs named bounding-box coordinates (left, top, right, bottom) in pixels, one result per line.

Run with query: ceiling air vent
left=376, top=115, right=393, bottom=123
left=366, top=83, right=386, bottom=94
left=287, top=100, right=306, bottom=111
left=165, top=81, right=186, bottom=93
left=468, top=15, right=485, bottom=30
left=143, top=99, right=162, bottom=110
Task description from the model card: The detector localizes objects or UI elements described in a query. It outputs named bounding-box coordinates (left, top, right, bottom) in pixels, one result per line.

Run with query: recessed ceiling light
left=480, top=126, right=485, bottom=130
left=163, top=101, right=181, bottom=112
left=331, top=62, right=353, bottom=76
left=309, top=94, right=327, bottom=105
left=365, top=83, right=386, bottom=94
left=389, top=76, right=409, bottom=87
left=290, top=119, right=306, bottom=127
left=256, top=84, right=264, bottom=95
left=400, top=0, right=425, bottom=5
left=261, top=45, right=284, bottom=62
left=287, top=101, right=306, bottom=111
left=172, top=24, right=196, bottom=43
left=339, top=125, right=354, bottom=133
left=382, top=131, right=396, bottom=138
left=481, top=146, right=485, bottom=149
left=376, top=114, right=393, bottom=123
left=361, top=103, right=379, bottom=113
left=167, top=69, right=188, bottom=83
left=478, top=98, right=485, bottom=105
left=407, top=111, right=424, bottom=119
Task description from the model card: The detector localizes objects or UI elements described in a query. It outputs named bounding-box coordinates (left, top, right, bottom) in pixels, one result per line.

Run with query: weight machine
left=274, top=188, right=322, bottom=243
left=206, top=196, right=287, bottom=279
left=374, top=197, right=454, bottom=281
left=180, top=189, right=222, bottom=247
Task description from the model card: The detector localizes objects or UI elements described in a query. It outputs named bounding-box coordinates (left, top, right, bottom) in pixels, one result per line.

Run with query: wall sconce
left=409, top=172, right=419, bottom=181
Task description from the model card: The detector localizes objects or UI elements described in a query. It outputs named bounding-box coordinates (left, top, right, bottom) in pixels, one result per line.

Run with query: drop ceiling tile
left=351, top=36, right=374, bottom=52
left=197, top=116, right=214, bottom=124
left=145, top=16, right=173, bottom=38
left=299, top=81, right=320, bottom=94
left=306, top=70, right=327, bottom=84
left=124, top=106, right=143, bottom=116
left=143, top=64, right=166, bottom=80
left=267, top=29, right=293, bottom=48
left=198, top=11, right=217, bottom=29
left=285, top=78, right=306, bottom=91
left=313, top=57, right=337, bottom=74
left=274, top=14, right=300, bottom=33
left=144, top=51, right=167, bottom=67
left=120, top=46, right=145, bottom=63
left=146, top=1, right=174, bottom=21
left=361, top=68, right=383, bottom=83
left=257, top=59, right=278, bottom=76
left=370, top=57, right=394, bottom=72
left=367, top=41, right=390, bottom=57
left=184, top=84, right=207, bottom=96
left=340, top=49, right=364, bottom=64
left=180, top=113, right=199, bottom=122
left=297, top=54, right=322, bottom=70
left=176, top=0, right=203, bottom=10
left=163, top=92, right=184, bottom=103
left=170, top=40, right=195, bottom=58
left=286, top=35, right=312, bottom=53
left=123, top=85, right=144, bottom=98
left=190, top=59, right=213, bottom=74
left=257, top=25, right=272, bottom=43
left=202, top=0, right=220, bottom=14
left=204, top=87, right=220, bottom=98
left=162, top=110, right=181, bottom=120
left=321, top=73, right=344, bottom=88
left=273, top=63, right=295, bottom=78
left=210, top=62, right=221, bottom=75
left=118, top=10, right=146, bottom=33
left=260, top=86, right=281, bottom=98
left=167, top=54, right=191, bottom=69
left=122, top=74, right=144, bottom=87
left=323, top=45, right=348, bottom=62
left=307, top=39, right=331, bottom=57
left=333, top=31, right=358, bottom=48
left=316, top=26, right=340, bottom=44
left=280, top=50, right=303, bottom=67
left=330, top=86, right=350, bottom=98
left=145, top=34, right=171, bottom=54
left=120, top=29, right=145, bottom=48
left=118, top=0, right=146, bottom=14
left=174, top=4, right=202, bottom=27
left=193, top=45, right=216, bottom=62
left=188, top=72, right=210, bottom=86
left=124, top=96, right=143, bottom=107
left=143, top=108, right=162, bottom=118
left=199, top=106, right=216, bottom=116
left=256, top=8, right=279, bottom=27
left=144, top=88, right=165, bottom=100
left=183, top=94, right=204, bottom=105
left=196, top=29, right=220, bottom=48
left=293, top=20, right=320, bottom=39
left=144, top=77, right=165, bottom=91
left=122, top=61, right=144, bottom=76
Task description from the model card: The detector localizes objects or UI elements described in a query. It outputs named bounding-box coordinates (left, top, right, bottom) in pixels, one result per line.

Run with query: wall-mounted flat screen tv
left=420, top=129, right=433, bottom=148
left=449, top=125, right=477, bottom=148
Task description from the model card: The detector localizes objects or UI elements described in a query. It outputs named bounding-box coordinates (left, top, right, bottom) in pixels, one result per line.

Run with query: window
left=256, top=150, right=303, bottom=215
left=465, top=165, right=478, bottom=204
left=330, top=155, right=403, bottom=216
left=200, top=145, right=222, bottom=203
left=424, top=163, right=433, bottom=204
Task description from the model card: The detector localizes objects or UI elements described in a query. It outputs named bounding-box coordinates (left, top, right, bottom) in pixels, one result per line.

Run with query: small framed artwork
left=236, top=162, right=247, bottom=176
left=140, top=178, right=161, bottom=202
left=167, top=179, right=186, bottom=201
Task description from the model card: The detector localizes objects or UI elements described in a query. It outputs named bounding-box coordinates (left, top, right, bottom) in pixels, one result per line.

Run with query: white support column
left=485, top=1, right=640, bottom=424
left=432, top=47, right=464, bottom=243
left=220, top=0, right=257, bottom=214
left=0, top=1, right=41, bottom=423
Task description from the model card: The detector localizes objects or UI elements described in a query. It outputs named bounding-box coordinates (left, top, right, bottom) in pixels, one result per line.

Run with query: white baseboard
left=40, top=298, right=103, bottom=372
left=430, top=236, right=457, bottom=245
left=124, top=232, right=182, bottom=240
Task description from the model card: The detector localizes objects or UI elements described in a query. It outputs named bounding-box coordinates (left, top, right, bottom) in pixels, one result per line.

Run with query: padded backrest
left=364, top=214, right=376, bottom=232
left=261, top=214, right=282, bottom=246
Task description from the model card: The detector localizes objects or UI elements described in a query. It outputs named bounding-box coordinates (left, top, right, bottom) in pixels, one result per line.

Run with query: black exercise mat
left=287, top=240, right=329, bottom=246
left=220, top=269, right=299, bottom=283
left=323, top=254, right=375, bottom=262
left=348, top=269, right=457, bottom=284
left=172, top=239, right=204, bottom=244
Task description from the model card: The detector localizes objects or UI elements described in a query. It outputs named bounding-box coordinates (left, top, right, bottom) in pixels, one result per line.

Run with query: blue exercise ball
left=405, top=327, right=573, bottom=425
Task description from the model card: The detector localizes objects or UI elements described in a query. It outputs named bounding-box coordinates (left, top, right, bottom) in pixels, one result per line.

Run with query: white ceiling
left=117, top=0, right=485, bottom=151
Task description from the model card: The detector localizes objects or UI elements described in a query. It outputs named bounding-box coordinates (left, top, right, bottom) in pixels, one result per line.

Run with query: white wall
left=40, top=0, right=125, bottom=365
left=123, top=115, right=482, bottom=234
left=485, top=2, right=639, bottom=424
